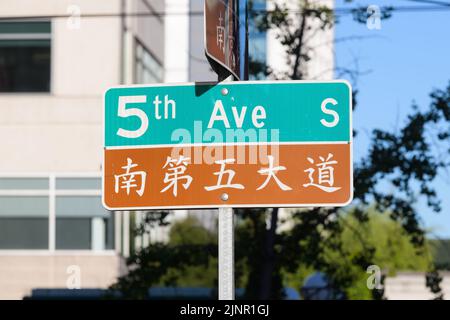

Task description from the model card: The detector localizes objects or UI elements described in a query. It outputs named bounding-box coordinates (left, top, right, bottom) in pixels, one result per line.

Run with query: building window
left=0, top=21, right=51, bottom=92
left=0, top=196, right=49, bottom=249
left=55, top=195, right=113, bottom=250
left=249, top=0, right=267, bottom=80
left=135, top=39, right=163, bottom=84
left=0, top=175, right=115, bottom=251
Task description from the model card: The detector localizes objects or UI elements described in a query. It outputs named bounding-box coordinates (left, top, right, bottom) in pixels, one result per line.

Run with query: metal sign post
left=218, top=74, right=235, bottom=300
left=205, top=0, right=249, bottom=300
left=218, top=206, right=234, bottom=300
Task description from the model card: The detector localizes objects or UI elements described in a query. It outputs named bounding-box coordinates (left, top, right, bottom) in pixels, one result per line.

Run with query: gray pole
left=218, top=206, right=234, bottom=300
left=218, top=74, right=235, bottom=300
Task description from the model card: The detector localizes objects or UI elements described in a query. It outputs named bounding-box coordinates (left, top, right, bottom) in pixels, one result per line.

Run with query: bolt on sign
left=102, top=80, right=353, bottom=210
left=204, top=0, right=248, bottom=80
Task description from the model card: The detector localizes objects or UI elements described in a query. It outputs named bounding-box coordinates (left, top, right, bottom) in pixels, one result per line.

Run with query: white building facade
left=0, top=0, right=165, bottom=299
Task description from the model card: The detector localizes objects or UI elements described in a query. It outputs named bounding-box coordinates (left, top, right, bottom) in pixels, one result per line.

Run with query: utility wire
left=404, top=0, right=450, bottom=6
left=0, top=5, right=449, bottom=21
left=334, top=5, right=450, bottom=13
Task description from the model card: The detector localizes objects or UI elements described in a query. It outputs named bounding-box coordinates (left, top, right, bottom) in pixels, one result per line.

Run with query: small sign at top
left=204, top=0, right=248, bottom=80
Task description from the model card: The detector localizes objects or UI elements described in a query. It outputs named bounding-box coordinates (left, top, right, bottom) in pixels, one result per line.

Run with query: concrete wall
left=0, top=95, right=104, bottom=173
left=267, top=0, right=334, bottom=80
left=134, top=0, right=165, bottom=64
left=0, top=0, right=122, bottom=173
left=385, top=272, right=450, bottom=300
left=0, top=0, right=166, bottom=299
left=0, top=0, right=165, bottom=173
left=164, top=0, right=190, bottom=82
left=0, top=253, right=126, bottom=299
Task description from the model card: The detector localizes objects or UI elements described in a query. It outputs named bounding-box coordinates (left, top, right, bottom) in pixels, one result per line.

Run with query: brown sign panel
left=103, top=143, right=352, bottom=210
left=204, top=0, right=245, bottom=80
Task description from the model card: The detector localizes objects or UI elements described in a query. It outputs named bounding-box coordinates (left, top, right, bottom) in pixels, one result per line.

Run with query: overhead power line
left=334, top=5, right=450, bottom=13
left=0, top=5, right=449, bottom=21
left=404, top=0, right=450, bottom=6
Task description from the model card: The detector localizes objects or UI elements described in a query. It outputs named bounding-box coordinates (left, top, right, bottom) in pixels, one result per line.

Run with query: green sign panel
left=104, top=80, right=351, bottom=147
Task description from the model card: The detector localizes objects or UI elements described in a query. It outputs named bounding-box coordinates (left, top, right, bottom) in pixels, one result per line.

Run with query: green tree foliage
left=161, top=216, right=217, bottom=288
left=241, top=0, right=449, bottom=299
left=110, top=213, right=217, bottom=299
left=232, top=83, right=450, bottom=300
left=169, top=216, right=216, bottom=246
left=111, top=207, right=436, bottom=299
left=319, top=208, right=431, bottom=299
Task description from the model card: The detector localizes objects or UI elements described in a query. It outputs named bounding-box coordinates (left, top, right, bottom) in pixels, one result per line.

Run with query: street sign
left=204, top=0, right=248, bottom=80
left=102, top=80, right=353, bottom=210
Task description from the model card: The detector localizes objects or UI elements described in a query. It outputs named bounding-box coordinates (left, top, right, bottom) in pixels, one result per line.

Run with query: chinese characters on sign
left=303, top=153, right=342, bottom=193
left=113, top=152, right=344, bottom=197
left=104, top=144, right=351, bottom=209
left=217, top=12, right=225, bottom=53
left=114, top=158, right=146, bottom=196
left=161, top=155, right=192, bottom=197
left=205, top=0, right=243, bottom=79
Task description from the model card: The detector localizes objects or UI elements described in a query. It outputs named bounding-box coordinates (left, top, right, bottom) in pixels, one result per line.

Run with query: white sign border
left=102, top=79, right=353, bottom=211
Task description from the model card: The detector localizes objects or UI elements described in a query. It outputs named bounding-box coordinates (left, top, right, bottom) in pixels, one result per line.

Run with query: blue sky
left=334, top=0, right=450, bottom=238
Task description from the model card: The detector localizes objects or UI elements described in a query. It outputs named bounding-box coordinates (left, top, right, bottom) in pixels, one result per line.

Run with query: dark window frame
left=0, top=20, right=52, bottom=93
left=0, top=176, right=115, bottom=251
left=134, top=37, right=163, bottom=84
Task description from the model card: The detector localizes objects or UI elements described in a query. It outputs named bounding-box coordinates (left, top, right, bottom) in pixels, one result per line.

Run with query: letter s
left=320, top=98, right=339, bottom=128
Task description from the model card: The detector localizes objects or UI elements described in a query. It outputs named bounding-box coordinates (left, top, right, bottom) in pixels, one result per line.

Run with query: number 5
left=116, top=95, right=148, bottom=138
